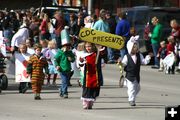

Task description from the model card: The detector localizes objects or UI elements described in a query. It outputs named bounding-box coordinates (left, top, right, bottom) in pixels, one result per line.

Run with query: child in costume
left=27, top=44, right=49, bottom=100
left=79, top=42, right=104, bottom=109
left=54, top=26, right=75, bottom=98
left=120, top=35, right=151, bottom=106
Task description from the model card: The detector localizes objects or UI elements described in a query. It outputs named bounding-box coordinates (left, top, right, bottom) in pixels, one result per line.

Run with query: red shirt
left=166, top=43, right=175, bottom=55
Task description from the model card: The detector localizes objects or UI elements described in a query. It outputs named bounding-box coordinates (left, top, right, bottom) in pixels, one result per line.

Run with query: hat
left=61, top=26, right=71, bottom=46
left=127, top=35, right=139, bottom=54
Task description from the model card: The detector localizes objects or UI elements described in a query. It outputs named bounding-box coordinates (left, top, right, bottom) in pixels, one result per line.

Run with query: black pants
left=19, top=82, right=29, bottom=93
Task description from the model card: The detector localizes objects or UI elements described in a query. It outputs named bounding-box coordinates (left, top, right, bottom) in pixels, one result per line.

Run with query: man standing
left=149, top=16, right=162, bottom=69
left=115, top=12, right=130, bottom=60
left=105, top=10, right=117, bottom=63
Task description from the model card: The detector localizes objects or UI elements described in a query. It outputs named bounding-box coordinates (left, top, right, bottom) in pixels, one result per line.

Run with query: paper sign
left=79, top=28, right=125, bottom=49
left=15, top=53, right=31, bottom=82
left=0, top=37, right=6, bottom=56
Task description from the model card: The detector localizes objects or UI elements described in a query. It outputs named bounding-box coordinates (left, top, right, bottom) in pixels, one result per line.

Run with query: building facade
left=0, top=0, right=180, bottom=15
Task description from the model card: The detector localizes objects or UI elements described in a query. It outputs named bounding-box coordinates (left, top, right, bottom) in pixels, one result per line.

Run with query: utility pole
left=88, top=0, right=92, bottom=15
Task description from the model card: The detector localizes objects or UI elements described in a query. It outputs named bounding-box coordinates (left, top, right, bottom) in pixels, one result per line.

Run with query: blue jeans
left=107, top=47, right=114, bottom=61
left=152, top=43, right=160, bottom=66
left=120, top=47, right=127, bottom=60
left=59, top=72, right=70, bottom=95
left=3, top=29, right=13, bottom=47
left=55, top=36, right=61, bottom=49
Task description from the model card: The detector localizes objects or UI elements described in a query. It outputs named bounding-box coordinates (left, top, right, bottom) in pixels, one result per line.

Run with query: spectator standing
left=68, top=13, right=78, bottom=49
left=149, top=16, right=163, bottom=69
left=170, top=19, right=180, bottom=72
left=92, top=9, right=110, bottom=85
left=29, top=16, right=40, bottom=43
left=105, top=10, right=117, bottom=63
left=54, top=11, right=65, bottom=49
left=39, top=14, right=50, bottom=40
left=115, top=11, right=130, bottom=60
left=11, top=18, right=30, bottom=53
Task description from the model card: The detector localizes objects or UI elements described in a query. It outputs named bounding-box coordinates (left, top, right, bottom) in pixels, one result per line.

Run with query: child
left=45, top=40, right=58, bottom=86
left=120, top=35, right=151, bottom=106
left=75, top=42, right=85, bottom=87
left=25, top=38, right=35, bottom=55
left=14, top=44, right=31, bottom=93
left=27, top=44, right=49, bottom=100
left=165, top=36, right=175, bottom=74
left=79, top=42, right=104, bottom=109
left=157, top=41, right=167, bottom=72
left=40, top=40, right=49, bottom=57
left=54, top=36, right=75, bottom=98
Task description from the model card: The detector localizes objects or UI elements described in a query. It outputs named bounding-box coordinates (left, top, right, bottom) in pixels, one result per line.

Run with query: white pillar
left=88, top=0, right=92, bottom=15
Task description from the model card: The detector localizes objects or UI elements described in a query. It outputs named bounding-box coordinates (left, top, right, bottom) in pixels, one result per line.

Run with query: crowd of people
left=0, top=7, right=180, bottom=109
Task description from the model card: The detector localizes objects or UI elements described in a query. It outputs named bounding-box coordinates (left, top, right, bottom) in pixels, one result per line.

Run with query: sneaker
left=129, top=101, right=136, bottom=106
left=63, top=94, right=68, bottom=99
left=158, top=69, right=163, bottom=72
left=68, top=83, right=72, bottom=86
left=34, top=96, right=41, bottom=100
left=176, top=69, right=180, bottom=73
left=19, top=90, right=23, bottom=93
left=34, top=94, right=41, bottom=100
left=34, top=93, right=41, bottom=100
left=107, top=60, right=115, bottom=64
left=151, top=65, right=159, bottom=69
left=77, top=80, right=82, bottom=87
left=22, top=87, right=28, bottom=93
left=46, top=82, right=50, bottom=86
left=59, top=93, right=63, bottom=97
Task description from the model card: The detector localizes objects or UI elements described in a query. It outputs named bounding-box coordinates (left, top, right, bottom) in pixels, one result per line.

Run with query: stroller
left=0, top=53, right=8, bottom=93
left=0, top=36, right=8, bottom=93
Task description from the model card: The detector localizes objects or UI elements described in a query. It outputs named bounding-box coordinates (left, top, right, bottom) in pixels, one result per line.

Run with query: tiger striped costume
left=27, top=54, right=49, bottom=94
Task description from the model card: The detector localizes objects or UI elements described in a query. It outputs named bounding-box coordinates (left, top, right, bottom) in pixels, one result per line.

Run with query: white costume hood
left=127, top=35, right=139, bottom=54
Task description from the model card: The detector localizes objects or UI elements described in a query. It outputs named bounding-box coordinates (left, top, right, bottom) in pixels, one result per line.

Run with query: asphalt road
left=0, top=64, right=180, bottom=120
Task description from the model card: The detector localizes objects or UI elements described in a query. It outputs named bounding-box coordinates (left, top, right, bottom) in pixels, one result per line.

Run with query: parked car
left=33, top=6, right=82, bottom=22
left=123, top=6, right=180, bottom=53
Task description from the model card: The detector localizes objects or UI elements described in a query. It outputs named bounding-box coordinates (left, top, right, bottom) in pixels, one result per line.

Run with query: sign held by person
left=79, top=28, right=125, bottom=49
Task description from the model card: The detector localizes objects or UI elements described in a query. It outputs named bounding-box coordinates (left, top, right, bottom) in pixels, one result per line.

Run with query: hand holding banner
left=79, top=28, right=125, bottom=50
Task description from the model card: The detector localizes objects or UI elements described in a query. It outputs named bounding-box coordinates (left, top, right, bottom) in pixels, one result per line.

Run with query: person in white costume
left=120, top=35, right=151, bottom=106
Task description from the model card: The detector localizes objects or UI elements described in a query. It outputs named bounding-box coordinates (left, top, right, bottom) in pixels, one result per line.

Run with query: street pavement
left=0, top=64, right=180, bottom=120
